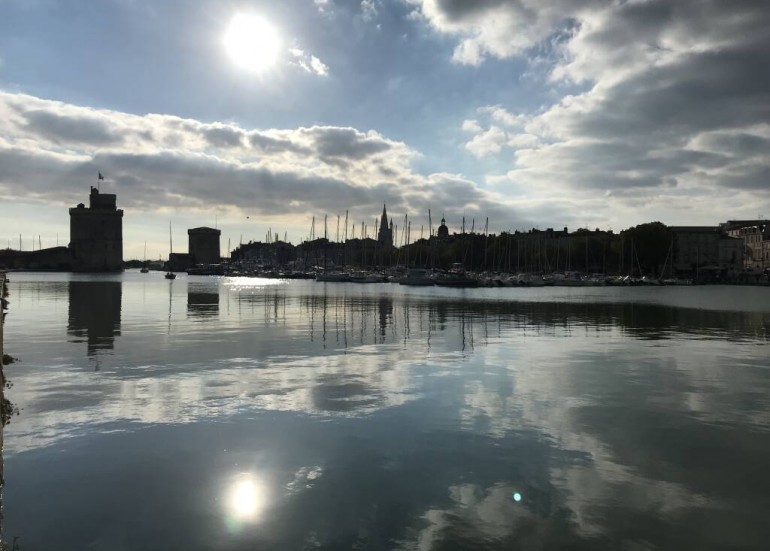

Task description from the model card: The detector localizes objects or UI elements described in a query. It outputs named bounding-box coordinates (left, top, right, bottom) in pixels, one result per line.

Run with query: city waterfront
left=2, top=272, right=770, bottom=549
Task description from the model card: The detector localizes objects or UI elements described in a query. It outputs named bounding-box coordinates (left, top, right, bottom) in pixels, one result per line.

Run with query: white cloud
left=465, top=126, right=507, bottom=158
left=361, top=0, right=379, bottom=23
left=421, top=0, right=770, bottom=225
left=461, top=119, right=481, bottom=133
left=290, top=48, right=330, bottom=76
left=0, top=91, right=527, bottom=231
left=409, top=0, right=596, bottom=66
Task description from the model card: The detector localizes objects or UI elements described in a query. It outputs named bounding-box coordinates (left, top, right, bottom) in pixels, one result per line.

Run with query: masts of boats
left=165, top=222, right=176, bottom=280
left=140, top=241, right=150, bottom=273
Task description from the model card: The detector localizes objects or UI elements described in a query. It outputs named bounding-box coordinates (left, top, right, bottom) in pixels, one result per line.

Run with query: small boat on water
left=399, top=268, right=435, bottom=286
left=349, top=271, right=385, bottom=283
left=164, top=272, right=176, bottom=280
left=316, top=271, right=350, bottom=282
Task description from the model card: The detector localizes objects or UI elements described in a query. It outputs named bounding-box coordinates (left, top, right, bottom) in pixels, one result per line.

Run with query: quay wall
left=0, top=247, right=73, bottom=270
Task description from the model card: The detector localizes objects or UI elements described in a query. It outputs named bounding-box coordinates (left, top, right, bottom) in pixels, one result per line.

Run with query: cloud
left=361, top=0, right=379, bottom=22
left=408, top=0, right=596, bottom=66
left=0, top=91, right=527, bottom=229
left=290, top=48, right=330, bottom=76
left=417, top=0, right=770, bottom=223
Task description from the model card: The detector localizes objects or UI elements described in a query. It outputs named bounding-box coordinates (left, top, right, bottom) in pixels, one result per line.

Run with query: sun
left=223, top=14, right=282, bottom=72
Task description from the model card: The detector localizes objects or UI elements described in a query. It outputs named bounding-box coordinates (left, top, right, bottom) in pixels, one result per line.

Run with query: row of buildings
left=1, top=189, right=768, bottom=279
left=1, top=187, right=220, bottom=272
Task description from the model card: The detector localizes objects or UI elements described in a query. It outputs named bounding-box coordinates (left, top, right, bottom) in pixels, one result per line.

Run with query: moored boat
left=316, top=271, right=351, bottom=282
left=434, top=264, right=478, bottom=288
left=399, top=268, right=435, bottom=286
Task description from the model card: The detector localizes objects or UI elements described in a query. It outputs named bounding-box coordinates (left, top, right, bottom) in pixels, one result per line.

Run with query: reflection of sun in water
left=228, top=474, right=268, bottom=521
left=223, top=13, right=282, bottom=72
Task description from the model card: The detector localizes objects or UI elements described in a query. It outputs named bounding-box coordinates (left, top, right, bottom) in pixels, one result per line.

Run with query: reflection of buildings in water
left=235, top=288, right=769, bottom=353
left=378, top=297, right=393, bottom=338
left=67, top=281, right=122, bottom=356
left=186, top=290, right=220, bottom=318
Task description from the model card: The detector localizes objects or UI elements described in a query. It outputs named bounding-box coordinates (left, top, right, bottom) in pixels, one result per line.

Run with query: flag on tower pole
left=98, top=171, right=104, bottom=180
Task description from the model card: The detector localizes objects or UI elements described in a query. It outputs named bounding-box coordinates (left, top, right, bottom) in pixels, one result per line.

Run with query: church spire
left=378, top=203, right=393, bottom=247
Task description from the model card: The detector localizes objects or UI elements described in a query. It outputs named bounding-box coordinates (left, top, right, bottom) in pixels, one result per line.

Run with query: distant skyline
left=1, top=0, right=769, bottom=259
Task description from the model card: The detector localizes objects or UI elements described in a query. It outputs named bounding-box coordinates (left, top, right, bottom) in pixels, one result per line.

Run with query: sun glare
left=223, top=13, right=282, bottom=72
left=227, top=474, right=268, bottom=521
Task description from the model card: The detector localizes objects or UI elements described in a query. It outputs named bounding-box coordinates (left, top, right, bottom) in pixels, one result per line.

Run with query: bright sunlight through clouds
left=223, top=13, right=282, bottom=72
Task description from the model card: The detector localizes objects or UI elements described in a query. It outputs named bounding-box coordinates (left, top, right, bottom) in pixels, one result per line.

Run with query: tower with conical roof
left=377, top=204, right=393, bottom=247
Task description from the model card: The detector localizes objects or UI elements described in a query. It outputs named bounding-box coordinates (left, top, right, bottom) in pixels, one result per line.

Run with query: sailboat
left=165, top=223, right=176, bottom=279
left=140, top=241, right=149, bottom=273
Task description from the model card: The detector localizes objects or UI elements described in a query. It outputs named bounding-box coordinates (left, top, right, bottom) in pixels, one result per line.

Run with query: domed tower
left=437, top=215, right=449, bottom=238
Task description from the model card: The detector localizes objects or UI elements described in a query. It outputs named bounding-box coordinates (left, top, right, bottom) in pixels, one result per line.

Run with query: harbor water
left=2, top=272, right=770, bottom=550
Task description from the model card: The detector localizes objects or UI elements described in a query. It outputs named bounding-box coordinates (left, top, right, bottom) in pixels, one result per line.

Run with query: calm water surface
left=3, top=272, right=770, bottom=550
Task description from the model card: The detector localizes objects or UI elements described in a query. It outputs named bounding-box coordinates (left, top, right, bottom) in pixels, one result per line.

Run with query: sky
left=1, top=0, right=769, bottom=260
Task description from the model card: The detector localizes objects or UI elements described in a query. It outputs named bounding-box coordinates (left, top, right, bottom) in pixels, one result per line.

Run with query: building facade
left=188, top=227, right=221, bottom=265
left=671, top=226, right=743, bottom=279
left=722, top=220, right=768, bottom=269
left=69, top=187, right=123, bottom=272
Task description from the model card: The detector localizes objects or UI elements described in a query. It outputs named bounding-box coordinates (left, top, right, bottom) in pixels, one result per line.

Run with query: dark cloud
left=305, top=126, right=394, bottom=159
left=201, top=125, right=244, bottom=148
left=22, top=109, right=123, bottom=146
left=440, top=0, right=770, bottom=202
left=432, top=0, right=515, bottom=21
left=248, top=132, right=309, bottom=155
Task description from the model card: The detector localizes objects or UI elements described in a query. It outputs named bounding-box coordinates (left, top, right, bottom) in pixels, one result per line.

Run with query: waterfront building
left=166, top=252, right=191, bottom=272
left=763, top=227, right=770, bottom=269
left=69, top=186, right=124, bottom=272
left=670, top=226, right=743, bottom=278
left=188, top=227, right=221, bottom=265
left=722, top=220, right=768, bottom=269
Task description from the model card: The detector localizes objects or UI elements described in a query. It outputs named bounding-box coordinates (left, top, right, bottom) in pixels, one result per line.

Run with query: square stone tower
left=69, top=186, right=124, bottom=272
left=188, top=227, right=221, bottom=265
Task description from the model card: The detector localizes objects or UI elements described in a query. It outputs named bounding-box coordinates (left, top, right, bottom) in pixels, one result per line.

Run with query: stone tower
left=188, top=227, right=221, bottom=265
left=69, top=186, right=124, bottom=272
left=377, top=204, right=393, bottom=247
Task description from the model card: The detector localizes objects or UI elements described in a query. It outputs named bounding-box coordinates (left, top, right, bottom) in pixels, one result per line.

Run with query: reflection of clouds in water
left=455, top=331, right=768, bottom=543
left=285, top=465, right=323, bottom=495
left=8, top=276, right=770, bottom=547
left=398, top=483, right=549, bottom=550
left=5, top=343, right=434, bottom=454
